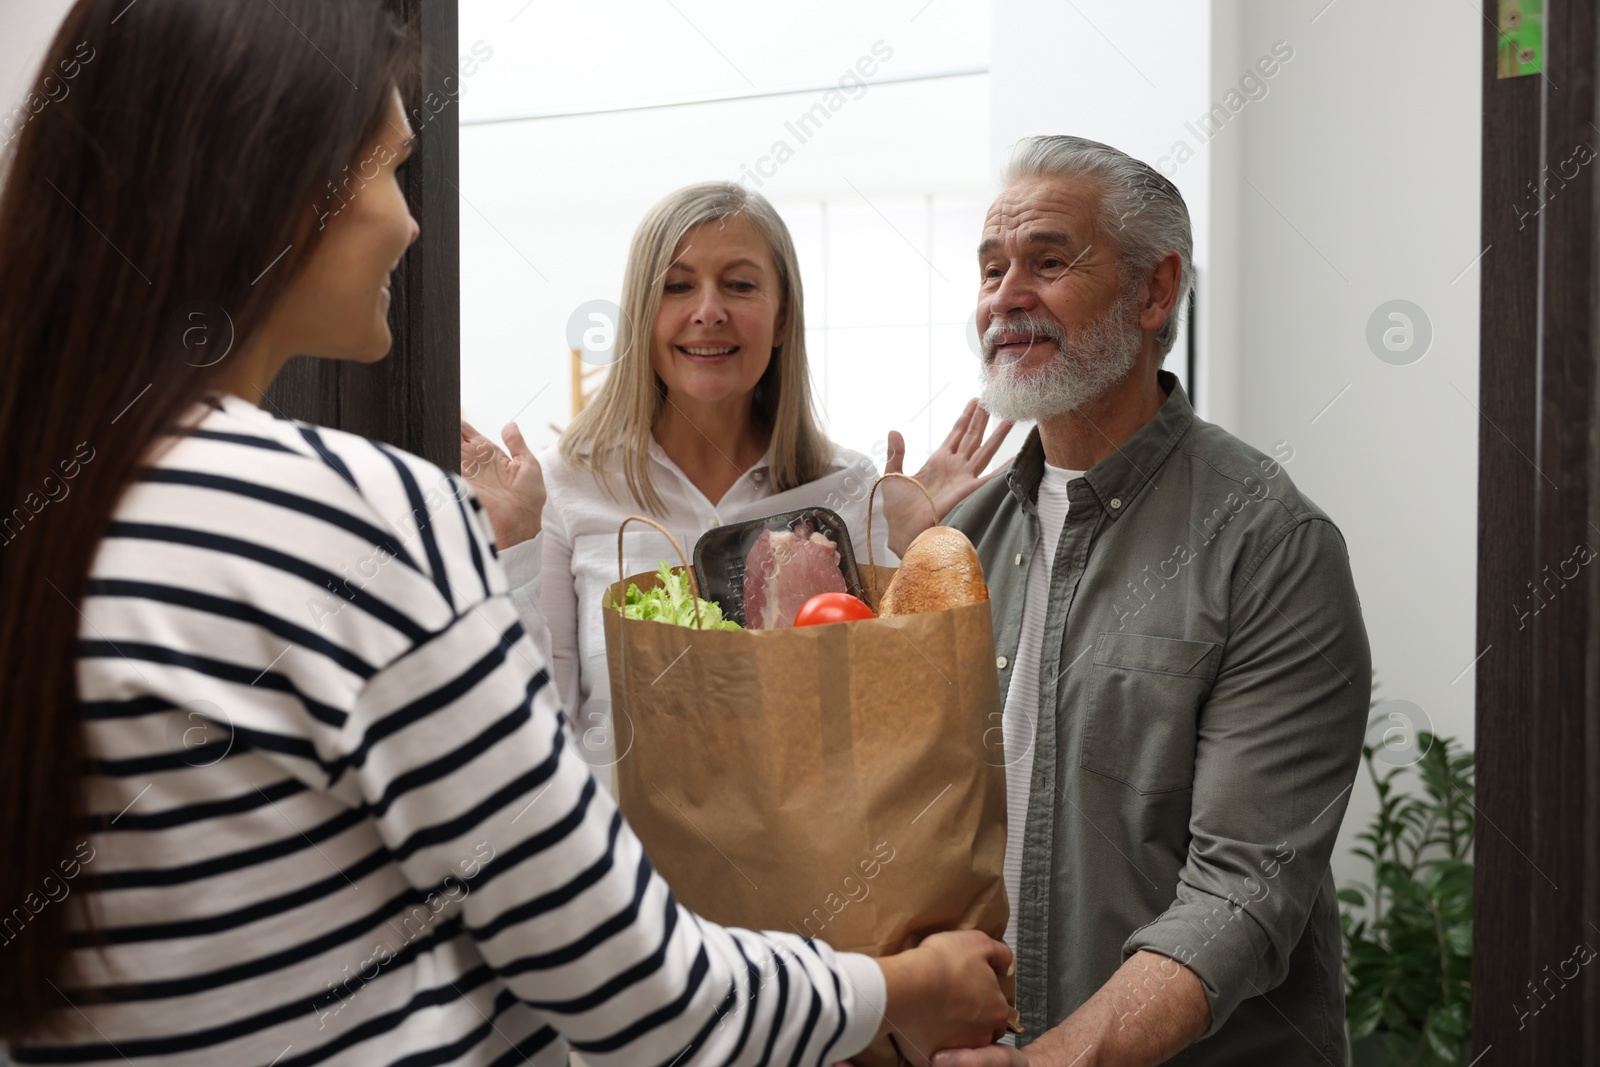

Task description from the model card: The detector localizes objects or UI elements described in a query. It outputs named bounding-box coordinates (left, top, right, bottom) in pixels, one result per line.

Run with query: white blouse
left=501, top=436, right=893, bottom=781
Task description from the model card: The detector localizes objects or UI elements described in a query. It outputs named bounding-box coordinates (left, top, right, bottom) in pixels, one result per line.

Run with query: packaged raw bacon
left=692, top=506, right=866, bottom=629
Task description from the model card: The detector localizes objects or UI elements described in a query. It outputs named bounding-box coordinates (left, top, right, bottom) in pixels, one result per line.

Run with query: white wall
left=457, top=0, right=994, bottom=468
left=989, top=0, right=1481, bottom=893
left=0, top=0, right=77, bottom=167
left=0, top=0, right=75, bottom=98
left=1233, top=0, right=1481, bottom=890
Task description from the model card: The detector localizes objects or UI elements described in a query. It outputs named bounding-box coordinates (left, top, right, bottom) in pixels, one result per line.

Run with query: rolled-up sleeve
left=1122, top=516, right=1371, bottom=1035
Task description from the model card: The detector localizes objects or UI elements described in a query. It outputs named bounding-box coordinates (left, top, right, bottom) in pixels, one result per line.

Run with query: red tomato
left=794, top=592, right=876, bottom=627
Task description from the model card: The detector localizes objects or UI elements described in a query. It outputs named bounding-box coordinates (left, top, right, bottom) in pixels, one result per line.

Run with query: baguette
left=879, top=526, right=989, bottom=616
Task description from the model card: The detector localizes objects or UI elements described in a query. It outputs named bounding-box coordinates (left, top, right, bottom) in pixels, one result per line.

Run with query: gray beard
left=978, top=288, right=1143, bottom=421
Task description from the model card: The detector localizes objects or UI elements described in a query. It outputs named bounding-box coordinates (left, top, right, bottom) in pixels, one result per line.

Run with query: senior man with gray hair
left=906, top=136, right=1371, bottom=1065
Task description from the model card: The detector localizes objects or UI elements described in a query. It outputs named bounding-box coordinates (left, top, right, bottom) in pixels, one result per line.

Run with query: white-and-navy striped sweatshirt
left=9, top=393, right=884, bottom=1066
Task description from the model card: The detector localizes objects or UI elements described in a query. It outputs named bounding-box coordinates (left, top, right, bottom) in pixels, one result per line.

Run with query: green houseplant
left=1340, top=723, right=1474, bottom=1065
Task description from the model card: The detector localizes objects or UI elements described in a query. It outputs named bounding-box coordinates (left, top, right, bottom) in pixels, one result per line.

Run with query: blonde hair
left=560, top=182, right=833, bottom=515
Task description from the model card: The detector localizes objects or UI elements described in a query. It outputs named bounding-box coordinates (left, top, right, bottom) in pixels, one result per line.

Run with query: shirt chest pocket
left=1079, top=632, right=1222, bottom=795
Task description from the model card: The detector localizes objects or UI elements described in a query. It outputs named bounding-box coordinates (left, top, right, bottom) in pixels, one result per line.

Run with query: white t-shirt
left=1001, top=461, right=1082, bottom=954
left=501, top=437, right=891, bottom=780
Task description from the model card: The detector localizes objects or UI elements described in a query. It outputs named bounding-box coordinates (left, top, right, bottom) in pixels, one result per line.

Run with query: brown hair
left=0, top=0, right=412, bottom=1038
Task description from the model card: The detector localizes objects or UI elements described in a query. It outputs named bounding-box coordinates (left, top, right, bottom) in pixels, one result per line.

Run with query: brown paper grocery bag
left=601, top=508, right=1014, bottom=1066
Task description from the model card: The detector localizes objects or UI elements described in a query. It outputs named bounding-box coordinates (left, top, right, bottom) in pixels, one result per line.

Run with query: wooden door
left=264, top=0, right=459, bottom=474
left=1476, top=2, right=1600, bottom=1061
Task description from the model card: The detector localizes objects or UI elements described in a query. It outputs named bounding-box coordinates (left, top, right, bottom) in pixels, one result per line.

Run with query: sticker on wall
left=1497, top=0, right=1544, bottom=78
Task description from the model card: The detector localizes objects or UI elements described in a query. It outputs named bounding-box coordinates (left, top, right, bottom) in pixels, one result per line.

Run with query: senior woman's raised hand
left=882, top=398, right=1015, bottom=557
left=460, top=418, right=546, bottom=549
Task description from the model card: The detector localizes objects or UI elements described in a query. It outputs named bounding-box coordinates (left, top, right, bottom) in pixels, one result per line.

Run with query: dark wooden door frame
left=265, top=0, right=459, bottom=473
left=1476, top=1, right=1600, bottom=1062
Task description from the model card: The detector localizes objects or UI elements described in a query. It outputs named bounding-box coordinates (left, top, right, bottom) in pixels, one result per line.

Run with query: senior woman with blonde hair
left=463, top=181, right=1011, bottom=774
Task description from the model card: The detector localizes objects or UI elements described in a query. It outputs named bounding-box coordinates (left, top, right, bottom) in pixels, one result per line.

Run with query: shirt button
left=1110, top=497, right=1123, bottom=510
left=996, top=656, right=1009, bottom=670
left=1014, top=553, right=1023, bottom=566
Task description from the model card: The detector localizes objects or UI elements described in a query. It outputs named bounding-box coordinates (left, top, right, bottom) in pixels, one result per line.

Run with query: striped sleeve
left=22, top=402, right=885, bottom=1067
left=297, top=439, right=889, bottom=1064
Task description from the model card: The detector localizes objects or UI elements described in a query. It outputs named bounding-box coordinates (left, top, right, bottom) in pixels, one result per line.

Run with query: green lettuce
left=615, top=563, right=742, bottom=630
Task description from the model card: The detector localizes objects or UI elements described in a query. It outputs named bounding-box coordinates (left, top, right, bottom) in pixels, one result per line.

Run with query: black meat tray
left=692, top=506, right=865, bottom=628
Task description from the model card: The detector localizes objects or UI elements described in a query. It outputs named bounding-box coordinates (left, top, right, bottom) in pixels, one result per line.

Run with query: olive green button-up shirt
left=947, top=371, right=1370, bottom=1065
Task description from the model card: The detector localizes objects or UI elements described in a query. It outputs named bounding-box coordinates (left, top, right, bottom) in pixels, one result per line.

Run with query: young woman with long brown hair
left=0, top=1, right=1012, bottom=1063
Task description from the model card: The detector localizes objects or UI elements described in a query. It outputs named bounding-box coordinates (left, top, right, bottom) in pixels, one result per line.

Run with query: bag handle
left=865, top=473, right=938, bottom=598
left=616, top=514, right=702, bottom=629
